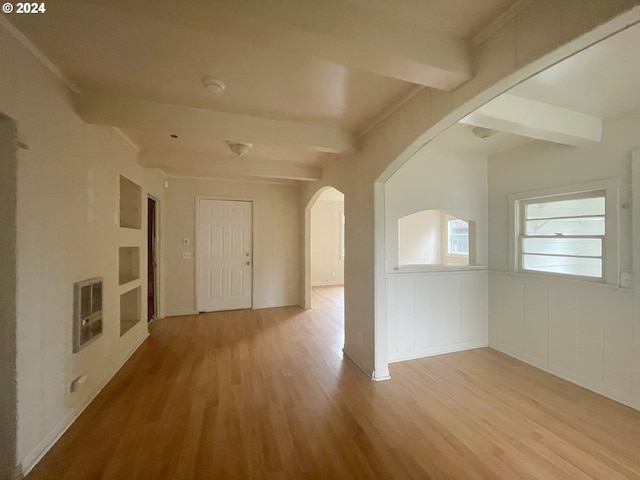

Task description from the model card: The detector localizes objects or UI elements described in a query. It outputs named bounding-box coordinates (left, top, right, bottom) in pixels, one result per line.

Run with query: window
left=518, top=191, right=606, bottom=280
left=447, top=218, right=469, bottom=255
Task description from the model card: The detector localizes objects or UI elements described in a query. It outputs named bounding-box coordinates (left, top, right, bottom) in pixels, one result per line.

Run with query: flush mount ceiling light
left=226, top=141, right=252, bottom=156
left=471, top=126, right=498, bottom=140
left=204, top=76, right=226, bottom=94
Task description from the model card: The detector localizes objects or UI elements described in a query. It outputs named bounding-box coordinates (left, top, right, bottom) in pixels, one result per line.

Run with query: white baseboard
left=342, top=347, right=373, bottom=378
left=165, top=309, right=198, bottom=317
left=19, top=332, right=149, bottom=476
left=490, top=343, right=640, bottom=412
left=389, top=339, right=489, bottom=363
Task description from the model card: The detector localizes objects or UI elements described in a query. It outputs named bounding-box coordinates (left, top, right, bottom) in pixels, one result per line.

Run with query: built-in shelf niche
left=120, top=286, right=141, bottom=336
left=119, top=175, right=142, bottom=229
left=119, top=247, right=140, bottom=285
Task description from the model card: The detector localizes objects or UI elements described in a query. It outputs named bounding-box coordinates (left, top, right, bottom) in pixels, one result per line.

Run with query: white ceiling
left=510, top=24, right=640, bottom=119
left=428, top=123, right=534, bottom=155
left=435, top=22, right=640, bottom=156
left=17, top=1, right=638, bottom=175
left=8, top=0, right=518, bottom=182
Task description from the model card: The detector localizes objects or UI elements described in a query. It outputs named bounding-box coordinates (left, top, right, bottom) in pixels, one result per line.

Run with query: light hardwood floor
left=26, top=286, right=640, bottom=479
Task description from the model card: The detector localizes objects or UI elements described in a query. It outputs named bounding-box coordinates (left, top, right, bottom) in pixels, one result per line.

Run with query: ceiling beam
left=140, top=150, right=321, bottom=182
left=233, top=8, right=473, bottom=90
left=76, top=93, right=358, bottom=154
left=459, top=94, right=602, bottom=147
left=79, top=0, right=473, bottom=90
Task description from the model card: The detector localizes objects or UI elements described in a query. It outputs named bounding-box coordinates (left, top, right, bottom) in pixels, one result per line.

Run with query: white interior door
left=198, top=199, right=252, bottom=312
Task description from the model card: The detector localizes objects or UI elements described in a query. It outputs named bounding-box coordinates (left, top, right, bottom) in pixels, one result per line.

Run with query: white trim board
left=389, top=340, right=489, bottom=363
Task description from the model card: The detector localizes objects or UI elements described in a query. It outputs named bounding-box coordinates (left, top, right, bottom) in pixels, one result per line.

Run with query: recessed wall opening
left=119, top=175, right=142, bottom=229
left=397, top=209, right=476, bottom=267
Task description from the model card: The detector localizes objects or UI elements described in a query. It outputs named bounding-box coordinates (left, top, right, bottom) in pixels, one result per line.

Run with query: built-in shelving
left=118, top=175, right=143, bottom=337
left=118, top=246, right=140, bottom=286
left=119, top=175, right=142, bottom=229
left=120, top=286, right=141, bottom=336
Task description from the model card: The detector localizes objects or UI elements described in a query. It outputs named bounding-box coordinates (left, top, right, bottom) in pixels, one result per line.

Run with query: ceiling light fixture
left=226, top=141, right=252, bottom=156
left=204, top=76, right=226, bottom=94
left=471, top=126, right=498, bottom=140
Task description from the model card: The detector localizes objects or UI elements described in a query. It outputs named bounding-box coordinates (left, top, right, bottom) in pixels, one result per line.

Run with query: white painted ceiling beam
left=80, top=0, right=473, bottom=90
left=460, top=93, right=602, bottom=147
left=140, top=150, right=321, bottom=182
left=76, top=93, right=358, bottom=154
left=232, top=11, right=473, bottom=90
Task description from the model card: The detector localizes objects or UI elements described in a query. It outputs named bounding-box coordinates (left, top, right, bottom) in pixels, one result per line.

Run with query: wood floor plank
left=25, top=286, right=640, bottom=479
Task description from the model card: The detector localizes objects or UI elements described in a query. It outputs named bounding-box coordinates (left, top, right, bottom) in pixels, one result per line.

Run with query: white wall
left=388, top=271, right=488, bottom=362
left=163, top=178, right=302, bottom=315
left=398, top=209, right=442, bottom=265
left=0, top=115, right=18, bottom=479
left=311, top=200, right=344, bottom=286
left=488, top=107, right=640, bottom=410
left=490, top=273, right=635, bottom=407
left=384, top=146, right=489, bottom=361
left=385, top=146, right=488, bottom=271
left=302, top=3, right=637, bottom=378
left=0, top=24, right=165, bottom=474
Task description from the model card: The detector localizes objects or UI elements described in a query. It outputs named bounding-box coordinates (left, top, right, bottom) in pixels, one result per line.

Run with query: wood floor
left=26, top=286, right=640, bottom=479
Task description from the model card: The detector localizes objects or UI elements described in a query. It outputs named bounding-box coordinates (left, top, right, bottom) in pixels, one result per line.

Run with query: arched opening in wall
left=379, top=19, right=640, bottom=396
left=398, top=210, right=476, bottom=267
left=304, top=187, right=345, bottom=338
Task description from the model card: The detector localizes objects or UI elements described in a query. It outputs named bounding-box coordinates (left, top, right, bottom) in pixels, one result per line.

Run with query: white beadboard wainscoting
left=489, top=272, right=638, bottom=410
left=387, top=270, right=489, bottom=362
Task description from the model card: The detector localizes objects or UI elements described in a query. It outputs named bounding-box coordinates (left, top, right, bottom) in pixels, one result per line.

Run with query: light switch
left=183, top=238, right=190, bottom=246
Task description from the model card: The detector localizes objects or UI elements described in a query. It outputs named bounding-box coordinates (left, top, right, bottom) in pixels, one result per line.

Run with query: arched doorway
left=303, top=186, right=344, bottom=309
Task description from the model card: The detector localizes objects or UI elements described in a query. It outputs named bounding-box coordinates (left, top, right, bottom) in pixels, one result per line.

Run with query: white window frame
left=508, top=179, right=619, bottom=284
left=446, top=216, right=470, bottom=256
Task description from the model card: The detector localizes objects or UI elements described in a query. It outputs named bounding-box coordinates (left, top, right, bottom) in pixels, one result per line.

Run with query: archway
left=303, top=186, right=344, bottom=309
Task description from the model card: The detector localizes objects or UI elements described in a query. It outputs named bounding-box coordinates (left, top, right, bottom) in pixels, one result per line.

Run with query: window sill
left=390, top=264, right=487, bottom=275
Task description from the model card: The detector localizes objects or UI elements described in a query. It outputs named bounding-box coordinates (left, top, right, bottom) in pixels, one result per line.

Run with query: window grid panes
left=448, top=218, right=469, bottom=255
left=519, top=191, right=605, bottom=280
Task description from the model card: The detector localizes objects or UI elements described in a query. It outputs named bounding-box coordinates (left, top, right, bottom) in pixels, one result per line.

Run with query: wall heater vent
left=73, top=277, right=103, bottom=353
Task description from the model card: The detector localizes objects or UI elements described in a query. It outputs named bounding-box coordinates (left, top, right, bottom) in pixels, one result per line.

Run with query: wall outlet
left=70, top=375, right=87, bottom=393
left=182, top=252, right=191, bottom=259
left=620, top=272, right=633, bottom=288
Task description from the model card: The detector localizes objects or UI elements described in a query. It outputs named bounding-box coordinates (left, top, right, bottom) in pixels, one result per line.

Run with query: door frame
left=194, top=195, right=255, bottom=312
left=147, top=195, right=160, bottom=321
